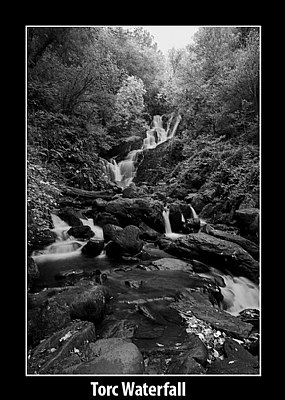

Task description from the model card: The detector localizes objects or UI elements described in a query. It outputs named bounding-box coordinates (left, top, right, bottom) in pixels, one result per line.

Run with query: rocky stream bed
left=27, top=184, right=260, bottom=375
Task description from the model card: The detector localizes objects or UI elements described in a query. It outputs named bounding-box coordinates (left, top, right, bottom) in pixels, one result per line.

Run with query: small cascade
left=220, top=275, right=259, bottom=316
left=163, top=206, right=172, bottom=235
left=189, top=205, right=199, bottom=220
left=50, top=213, right=70, bottom=241
left=81, top=218, right=104, bottom=240
left=198, top=267, right=259, bottom=317
left=106, top=113, right=181, bottom=188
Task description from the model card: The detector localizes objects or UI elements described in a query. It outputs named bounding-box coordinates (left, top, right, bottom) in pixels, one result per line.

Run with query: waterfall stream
left=105, top=113, right=181, bottom=188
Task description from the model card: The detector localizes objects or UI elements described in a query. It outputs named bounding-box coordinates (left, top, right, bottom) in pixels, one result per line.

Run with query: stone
left=208, top=228, right=259, bottom=260
left=93, top=212, right=120, bottom=227
left=102, top=224, right=123, bottom=242
left=234, top=208, right=259, bottom=243
left=122, top=185, right=138, bottom=198
left=27, top=320, right=96, bottom=374
left=105, top=197, right=165, bottom=233
left=167, top=334, right=208, bottom=374
left=67, top=225, right=94, bottom=239
left=81, top=239, right=105, bottom=257
left=57, top=208, right=83, bottom=226
left=207, top=338, right=259, bottom=374
left=151, top=258, right=193, bottom=272
left=69, top=285, right=109, bottom=323
left=158, top=232, right=259, bottom=284
left=105, top=225, right=143, bottom=258
left=139, top=222, right=161, bottom=242
left=64, top=338, right=144, bottom=374
left=27, top=256, right=40, bottom=288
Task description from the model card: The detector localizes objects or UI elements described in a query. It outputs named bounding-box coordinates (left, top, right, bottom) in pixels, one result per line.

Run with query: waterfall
left=220, top=275, right=259, bottom=316
left=189, top=205, right=198, bottom=220
left=163, top=206, right=172, bottom=235
left=106, top=113, right=181, bottom=188
left=81, top=218, right=104, bottom=240
left=32, top=215, right=105, bottom=263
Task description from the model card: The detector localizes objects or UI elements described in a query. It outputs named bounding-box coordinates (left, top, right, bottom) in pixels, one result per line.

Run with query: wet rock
left=158, top=232, right=259, bottom=284
left=208, top=228, right=259, bottom=260
left=151, top=258, right=193, bottom=272
left=57, top=208, right=83, bottom=226
left=234, top=208, right=259, bottom=243
left=105, top=197, right=165, bottom=232
left=102, top=224, right=123, bottom=242
left=98, top=319, right=137, bottom=339
left=191, top=259, right=211, bottom=273
left=27, top=320, right=96, bottom=374
left=239, top=309, right=259, bottom=330
left=122, top=185, right=138, bottom=198
left=81, top=239, right=105, bottom=257
left=167, top=333, right=208, bottom=374
left=64, top=338, right=144, bottom=374
left=207, top=338, right=259, bottom=374
left=27, top=256, right=40, bottom=288
left=27, top=297, right=72, bottom=348
left=105, top=225, right=144, bottom=257
left=70, top=285, right=109, bottom=323
left=54, top=269, right=85, bottom=281
left=93, top=212, right=120, bottom=227
left=67, top=225, right=94, bottom=239
left=139, top=222, right=161, bottom=242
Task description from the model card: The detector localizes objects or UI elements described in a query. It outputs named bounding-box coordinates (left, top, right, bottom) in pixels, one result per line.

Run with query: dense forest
left=27, top=26, right=259, bottom=249
left=26, top=26, right=260, bottom=376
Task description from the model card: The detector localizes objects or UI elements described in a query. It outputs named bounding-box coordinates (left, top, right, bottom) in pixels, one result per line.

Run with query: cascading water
left=220, top=275, right=259, bottom=316
left=105, top=113, right=181, bottom=188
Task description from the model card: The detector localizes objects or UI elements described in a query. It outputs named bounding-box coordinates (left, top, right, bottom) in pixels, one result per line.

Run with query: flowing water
left=32, top=207, right=259, bottom=317
left=105, top=113, right=181, bottom=188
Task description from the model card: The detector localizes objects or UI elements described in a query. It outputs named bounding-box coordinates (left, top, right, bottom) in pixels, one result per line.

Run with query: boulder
left=27, top=256, right=39, bottom=288
left=151, top=258, right=193, bottom=272
left=67, top=225, right=94, bottom=239
left=167, top=334, right=208, bottom=374
left=139, top=222, right=161, bottom=242
left=208, top=228, right=259, bottom=260
left=70, top=285, right=109, bottom=323
left=102, top=224, right=123, bottom=242
left=105, top=197, right=165, bottom=232
left=122, top=185, right=138, bottom=198
left=105, top=225, right=144, bottom=258
left=234, top=208, right=259, bottom=243
left=93, top=212, right=120, bottom=227
left=207, top=338, right=259, bottom=374
left=81, top=239, right=105, bottom=257
left=169, top=203, right=184, bottom=232
left=57, top=207, right=83, bottom=226
left=27, top=320, right=96, bottom=374
left=158, top=232, right=259, bottom=283
left=64, top=338, right=144, bottom=374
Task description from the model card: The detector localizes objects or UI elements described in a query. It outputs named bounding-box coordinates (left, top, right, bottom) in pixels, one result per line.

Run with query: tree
left=108, top=76, right=148, bottom=136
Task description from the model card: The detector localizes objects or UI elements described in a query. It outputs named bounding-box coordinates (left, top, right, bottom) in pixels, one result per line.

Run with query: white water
left=32, top=214, right=104, bottom=263
left=81, top=218, right=104, bottom=240
left=106, top=113, right=181, bottom=188
left=162, top=205, right=185, bottom=239
left=220, top=275, right=259, bottom=316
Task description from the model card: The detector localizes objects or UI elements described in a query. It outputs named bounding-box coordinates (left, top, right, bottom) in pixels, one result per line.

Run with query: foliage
left=108, top=76, right=148, bottom=136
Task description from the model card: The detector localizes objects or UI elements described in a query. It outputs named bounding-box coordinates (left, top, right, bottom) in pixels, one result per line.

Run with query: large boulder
left=105, top=197, right=165, bottom=233
left=67, top=225, right=94, bottom=239
left=27, top=320, right=96, bottom=374
left=81, top=238, right=105, bottom=257
left=234, top=208, right=259, bottom=243
left=207, top=338, right=259, bottom=374
left=167, top=333, right=208, bottom=374
left=105, top=225, right=143, bottom=258
left=70, top=285, right=109, bottom=323
left=57, top=207, right=83, bottom=227
left=63, top=338, right=144, bottom=374
left=102, top=224, right=123, bottom=242
left=207, top=228, right=259, bottom=261
left=158, top=232, right=259, bottom=283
